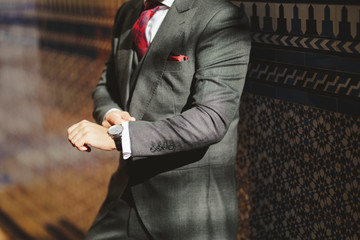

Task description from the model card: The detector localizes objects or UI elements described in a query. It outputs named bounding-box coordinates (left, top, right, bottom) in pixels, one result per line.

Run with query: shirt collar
left=159, top=0, right=174, bottom=7
left=144, top=0, right=174, bottom=8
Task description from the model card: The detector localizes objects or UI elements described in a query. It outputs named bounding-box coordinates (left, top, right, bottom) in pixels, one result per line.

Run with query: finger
left=102, top=120, right=111, bottom=128
left=68, top=138, right=76, bottom=147
left=112, top=118, right=126, bottom=125
left=69, top=122, right=91, bottom=147
left=68, top=125, right=84, bottom=145
left=106, top=114, right=123, bottom=125
left=67, top=122, right=80, bottom=137
left=68, top=130, right=78, bottom=146
left=78, top=145, right=90, bottom=152
left=73, top=131, right=93, bottom=152
left=73, top=133, right=89, bottom=151
left=120, top=111, right=131, bottom=118
left=71, top=127, right=90, bottom=148
left=120, top=112, right=136, bottom=121
left=67, top=120, right=96, bottom=152
left=67, top=120, right=88, bottom=138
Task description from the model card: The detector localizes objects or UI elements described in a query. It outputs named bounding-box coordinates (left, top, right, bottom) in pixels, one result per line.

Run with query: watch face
left=108, top=125, right=123, bottom=137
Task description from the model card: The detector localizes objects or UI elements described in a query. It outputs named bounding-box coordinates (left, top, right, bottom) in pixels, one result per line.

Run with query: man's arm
left=67, top=5, right=136, bottom=152
left=129, top=6, right=250, bottom=158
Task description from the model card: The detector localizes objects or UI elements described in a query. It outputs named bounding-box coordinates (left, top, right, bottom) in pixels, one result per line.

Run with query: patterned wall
left=233, top=1, right=359, bottom=239
left=238, top=2, right=360, bottom=104
left=0, top=0, right=359, bottom=239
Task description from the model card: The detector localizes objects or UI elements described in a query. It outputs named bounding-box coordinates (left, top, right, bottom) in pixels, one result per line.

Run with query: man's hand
left=102, top=110, right=136, bottom=128
left=67, top=120, right=116, bottom=152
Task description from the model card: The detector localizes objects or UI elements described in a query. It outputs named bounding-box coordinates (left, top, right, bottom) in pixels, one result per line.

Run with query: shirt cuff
left=121, top=121, right=132, bottom=159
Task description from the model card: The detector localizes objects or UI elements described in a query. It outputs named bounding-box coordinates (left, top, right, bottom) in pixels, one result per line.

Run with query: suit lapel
left=129, top=0, right=196, bottom=120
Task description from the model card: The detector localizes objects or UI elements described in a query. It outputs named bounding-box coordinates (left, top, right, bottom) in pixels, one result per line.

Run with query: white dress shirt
left=107, top=0, right=174, bottom=159
left=145, top=0, right=173, bottom=43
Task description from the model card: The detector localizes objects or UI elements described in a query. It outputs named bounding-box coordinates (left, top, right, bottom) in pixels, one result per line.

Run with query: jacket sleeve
left=92, top=7, right=125, bottom=124
left=128, top=6, right=251, bottom=158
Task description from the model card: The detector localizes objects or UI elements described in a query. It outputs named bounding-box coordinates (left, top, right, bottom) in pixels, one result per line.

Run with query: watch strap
left=113, top=137, right=122, bottom=151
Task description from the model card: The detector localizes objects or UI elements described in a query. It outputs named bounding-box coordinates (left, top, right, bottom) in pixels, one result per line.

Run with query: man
left=67, top=0, right=250, bottom=239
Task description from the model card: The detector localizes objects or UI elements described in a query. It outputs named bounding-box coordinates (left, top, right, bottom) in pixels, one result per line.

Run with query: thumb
left=102, top=120, right=111, bottom=128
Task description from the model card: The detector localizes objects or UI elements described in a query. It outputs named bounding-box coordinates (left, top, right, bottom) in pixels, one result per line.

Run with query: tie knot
left=144, top=0, right=161, bottom=10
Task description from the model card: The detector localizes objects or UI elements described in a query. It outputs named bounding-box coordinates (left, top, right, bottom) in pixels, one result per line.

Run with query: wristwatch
left=107, top=125, right=123, bottom=151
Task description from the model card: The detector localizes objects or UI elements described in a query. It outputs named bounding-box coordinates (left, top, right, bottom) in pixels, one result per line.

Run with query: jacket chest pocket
left=163, top=51, right=193, bottom=72
left=164, top=61, right=188, bottom=72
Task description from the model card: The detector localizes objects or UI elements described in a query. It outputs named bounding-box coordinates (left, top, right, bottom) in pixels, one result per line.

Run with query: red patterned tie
left=132, top=1, right=162, bottom=58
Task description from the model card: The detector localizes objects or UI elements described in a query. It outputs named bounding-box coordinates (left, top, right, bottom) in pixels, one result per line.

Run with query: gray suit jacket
left=91, top=0, right=250, bottom=238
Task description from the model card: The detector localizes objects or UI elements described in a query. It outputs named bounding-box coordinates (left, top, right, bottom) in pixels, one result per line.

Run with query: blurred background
left=0, top=0, right=359, bottom=239
left=0, top=0, right=125, bottom=239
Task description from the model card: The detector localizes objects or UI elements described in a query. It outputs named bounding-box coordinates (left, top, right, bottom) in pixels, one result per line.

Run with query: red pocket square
left=168, top=54, right=188, bottom=62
